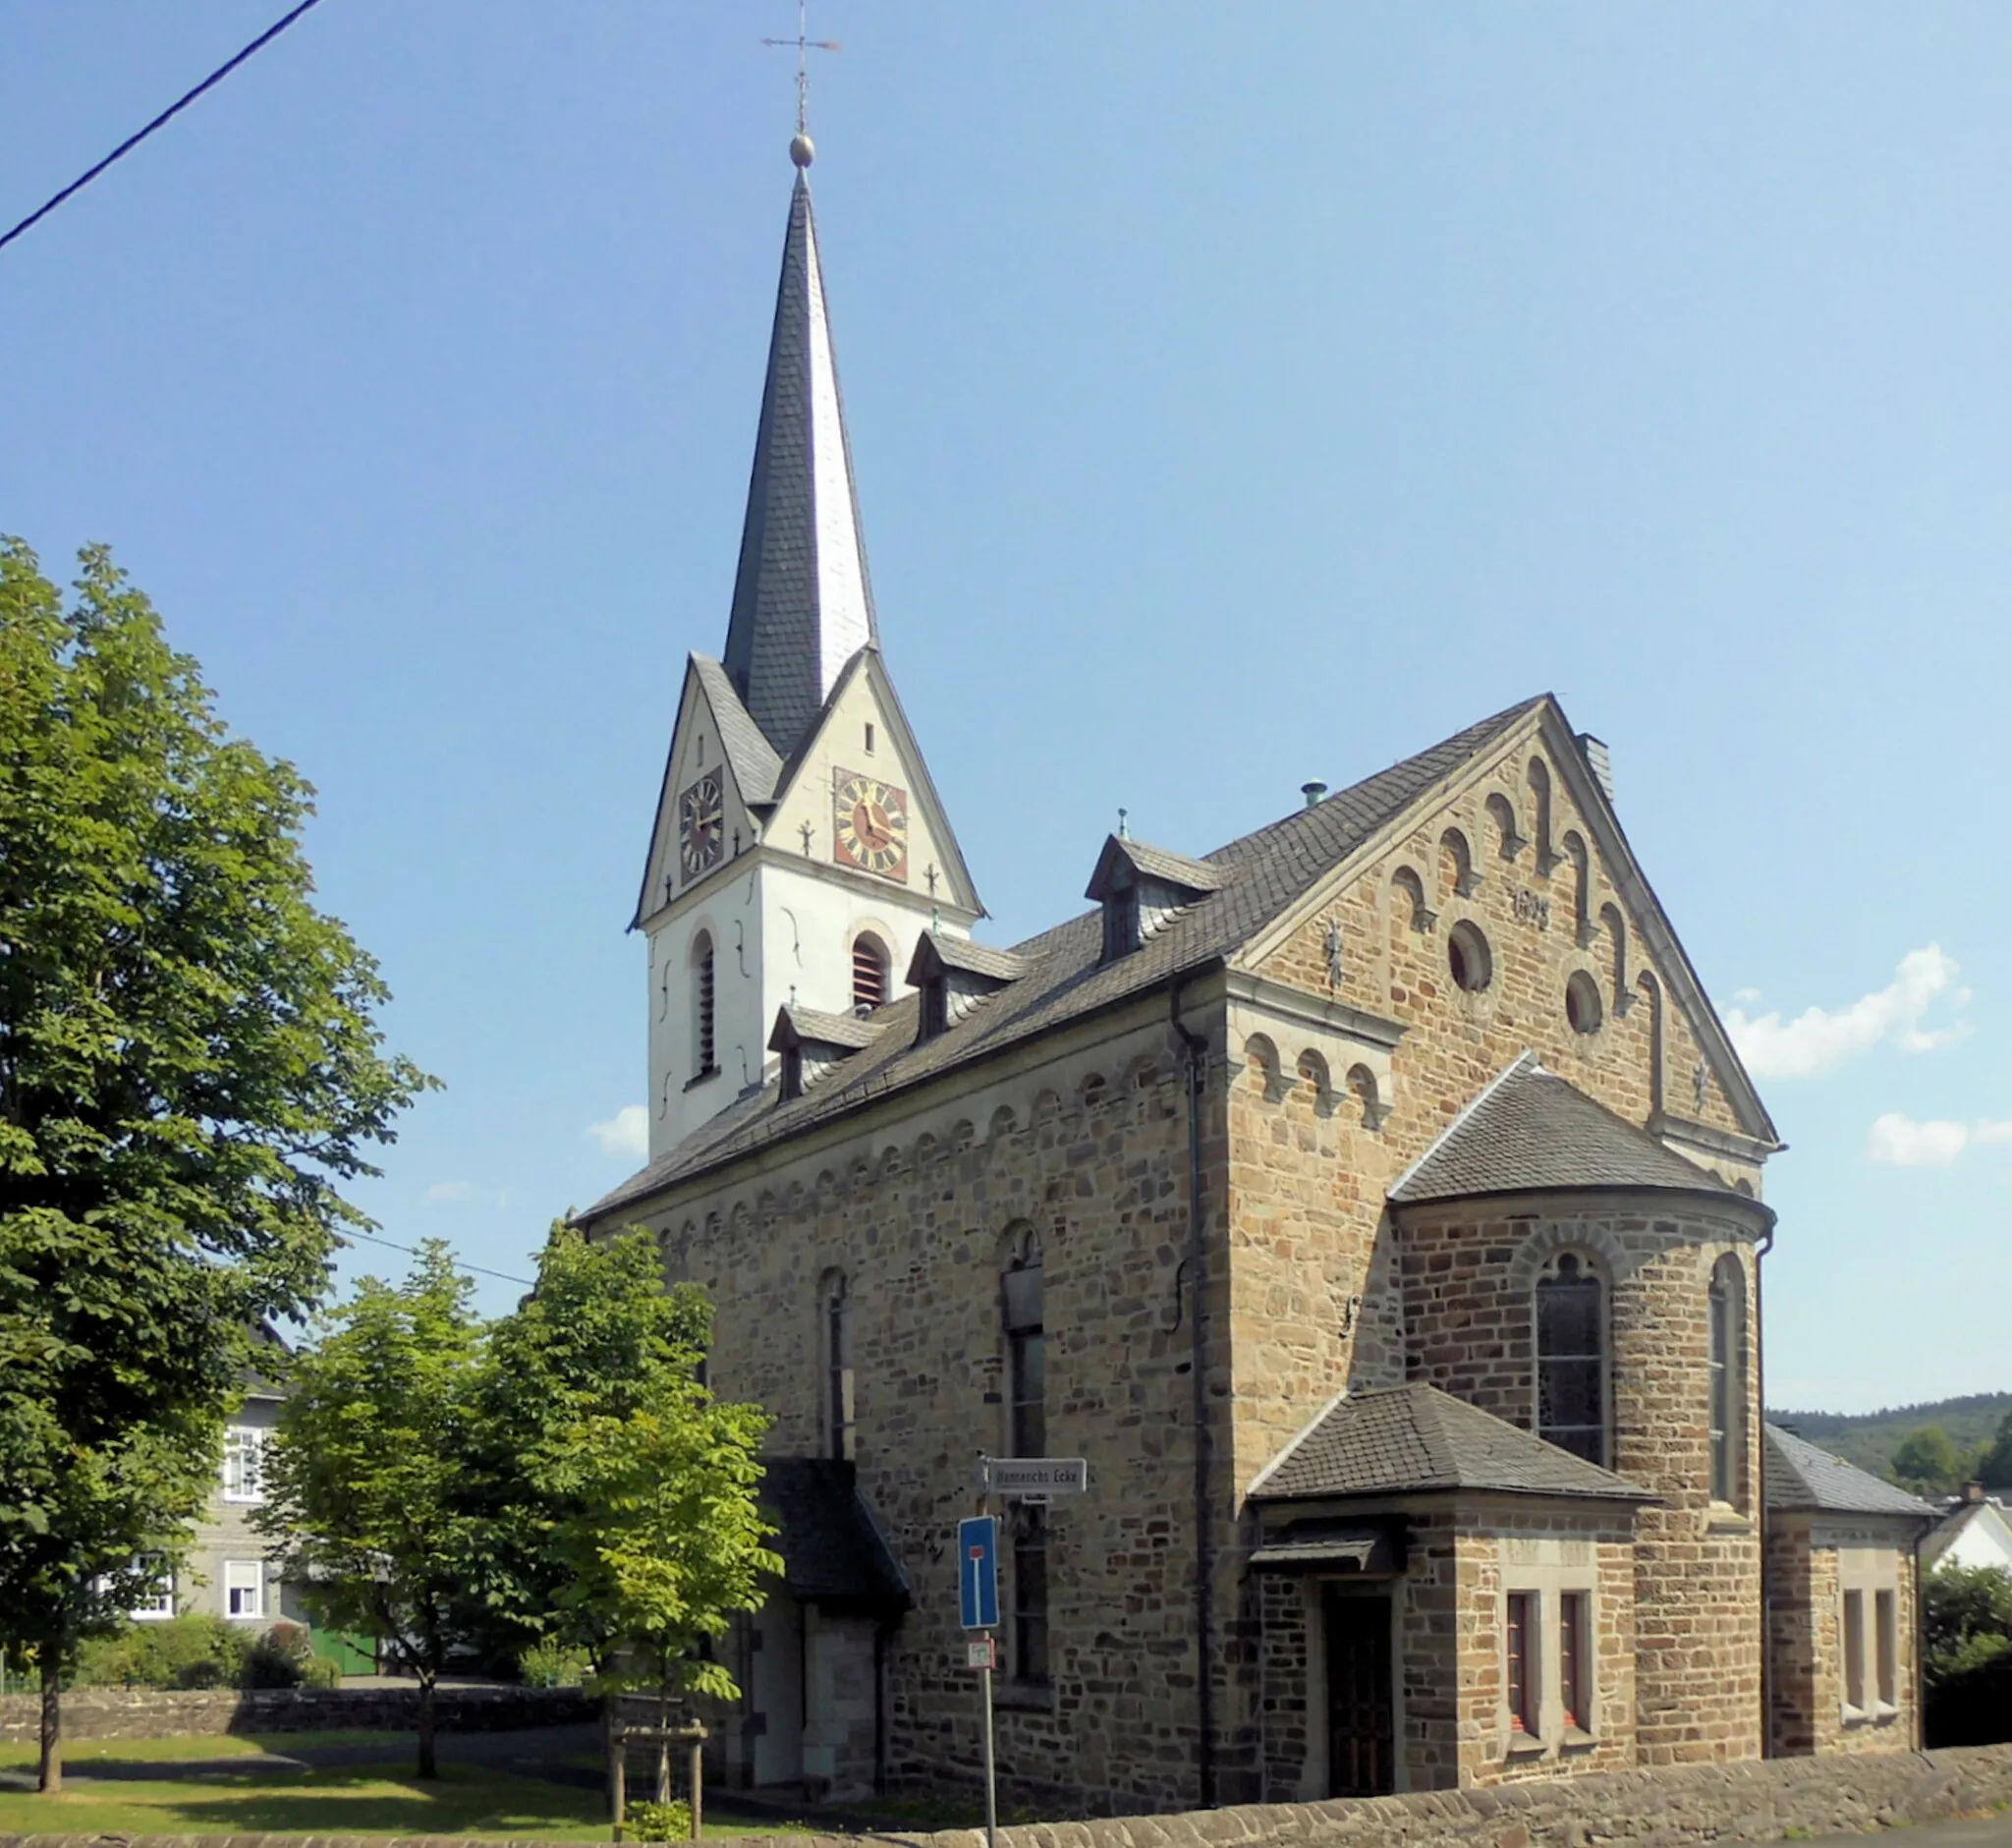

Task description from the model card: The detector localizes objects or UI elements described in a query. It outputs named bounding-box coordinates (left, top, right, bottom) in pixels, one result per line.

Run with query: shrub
left=302, top=1652, right=344, bottom=1690
left=625, top=1799, right=692, bottom=1841
left=520, top=1639, right=590, bottom=1689
left=75, top=1615, right=247, bottom=1691
left=240, top=1620, right=316, bottom=1689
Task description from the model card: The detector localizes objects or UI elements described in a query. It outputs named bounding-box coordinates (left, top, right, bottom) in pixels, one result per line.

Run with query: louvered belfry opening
left=852, top=932, right=889, bottom=1013
left=693, top=933, right=716, bottom=1075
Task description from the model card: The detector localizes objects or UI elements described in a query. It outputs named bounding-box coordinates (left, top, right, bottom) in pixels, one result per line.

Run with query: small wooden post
left=610, top=1726, right=627, bottom=1843
left=689, top=1733, right=704, bottom=1839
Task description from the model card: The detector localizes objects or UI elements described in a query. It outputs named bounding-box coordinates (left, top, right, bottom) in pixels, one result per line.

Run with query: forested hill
left=1767, top=1392, right=2012, bottom=1481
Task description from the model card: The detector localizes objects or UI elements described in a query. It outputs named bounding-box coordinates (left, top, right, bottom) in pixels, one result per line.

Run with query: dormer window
left=1084, top=835, right=1224, bottom=965
left=769, top=1004, right=882, bottom=1102
left=906, top=933, right=1028, bottom=1044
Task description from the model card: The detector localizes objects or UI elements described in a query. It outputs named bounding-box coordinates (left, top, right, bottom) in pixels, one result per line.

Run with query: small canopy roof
left=1249, top=1382, right=1655, bottom=1505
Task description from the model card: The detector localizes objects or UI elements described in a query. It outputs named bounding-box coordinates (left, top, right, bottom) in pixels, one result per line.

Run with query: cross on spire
left=762, top=0, right=841, bottom=146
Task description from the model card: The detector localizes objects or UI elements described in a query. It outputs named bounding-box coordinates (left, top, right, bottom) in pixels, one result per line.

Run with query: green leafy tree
left=257, top=1243, right=482, bottom=1778
left=1922, top=1563, right=2012, bottom=1686
left=1978, top=1412, right=2012, bottom=1490
left=475, top=1226, right=779, bottom=1812
left=1890, top=1425, right=1966, bottom=1498
left=0, top=539, right=429, bottom=1792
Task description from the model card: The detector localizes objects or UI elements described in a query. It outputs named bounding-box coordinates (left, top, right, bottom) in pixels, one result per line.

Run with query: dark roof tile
left=1764, top=1426, right=1936, bottom=1518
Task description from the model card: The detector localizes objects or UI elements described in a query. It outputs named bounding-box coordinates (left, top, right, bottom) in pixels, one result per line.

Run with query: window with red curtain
left=1506, top=1593, right=1537, bottom=1733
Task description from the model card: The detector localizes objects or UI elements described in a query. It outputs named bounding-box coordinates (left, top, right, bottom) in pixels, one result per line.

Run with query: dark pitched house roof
left=1389, top=1053, right=1749, bottom=1207
left=585, top=697, right=1545, bottom=1220
left=757, top=1458, right=909, bottom=1610
left=1248, top=1382, right=1655, bottom=1504
left=1764, top=1426, right=1936, bottom=1519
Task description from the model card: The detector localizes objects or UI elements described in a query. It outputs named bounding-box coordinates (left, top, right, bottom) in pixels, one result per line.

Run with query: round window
left=1447, top=921, right=1492, bottom=993
left=1566, top=970, right=1603, bottom=1036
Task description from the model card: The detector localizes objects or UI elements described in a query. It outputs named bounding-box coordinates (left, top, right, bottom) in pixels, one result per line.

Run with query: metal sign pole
left=979, top=1469, right=997, bottom=1848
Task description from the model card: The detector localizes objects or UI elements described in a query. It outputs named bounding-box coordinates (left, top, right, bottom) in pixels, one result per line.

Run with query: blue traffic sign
left=958, top=1515, right=999, bottom=1630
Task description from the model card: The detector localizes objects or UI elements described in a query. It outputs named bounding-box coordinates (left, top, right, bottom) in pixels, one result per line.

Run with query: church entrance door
left=749, top=1595, right=805, bottom=1788
left=1322, top=1586, right=1394, bottom=1799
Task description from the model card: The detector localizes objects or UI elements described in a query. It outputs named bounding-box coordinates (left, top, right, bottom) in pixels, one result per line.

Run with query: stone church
left=579, top=139, right=1934, bottom=1815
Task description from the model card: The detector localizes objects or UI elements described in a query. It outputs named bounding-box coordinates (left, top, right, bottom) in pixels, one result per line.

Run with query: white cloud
left=1733, top=986, right=1764, bottom=1005
left=1724, top=945, right=1970, bottom=1080
left=1868, top=1112, right=2012, bottom=1167
left=424, top=1180, right=475, bottom=1203
left=586, top=1104, right=648, bottom=1159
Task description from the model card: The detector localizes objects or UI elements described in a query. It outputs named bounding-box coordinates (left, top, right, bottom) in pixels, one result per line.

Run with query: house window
left=225, top=1560, right=265, bottom=1621
left=1708, top=1257, right=1743, bottom=1505
left=822, top=1271, right=855, bottom=1461
left=1536, top=1251, right=1607, bottom=1466
left=1875, top=1590, right=1898, bottom=1710
left=1842, top=1589, right=1867, bottom=1713
left=692, top=932, right=716, bottom=1076
left=1559, top=1591, right=1590, bottom=1731
left=1004, top=1235, right=1048, bottom=1684
left=1506, top=1593, right=1537, bottom=1733
left=222, top=1426, right=266, bottom=1503
left=110, top=1553, right=174, bottom=1621
left=851, top=932, right=889, bottom=1013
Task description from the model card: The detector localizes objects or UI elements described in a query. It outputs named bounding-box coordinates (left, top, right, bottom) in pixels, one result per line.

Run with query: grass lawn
left=0, top=1751, right=793, bottom=1839
left=0, top=1729, right=412, bottom=1767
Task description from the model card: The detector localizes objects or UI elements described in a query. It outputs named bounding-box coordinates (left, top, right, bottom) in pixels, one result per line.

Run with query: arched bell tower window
left=1536, top=1251, right=1607, bottom=1466
left=691, top=931, right=716, bottom=1078
left=852, top=932, right=890, bottom=1014
left=1708, top=1256, right=1746, bottom=1507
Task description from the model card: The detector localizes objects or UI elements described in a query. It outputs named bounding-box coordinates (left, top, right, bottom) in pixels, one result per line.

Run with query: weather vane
left=763, top=0, right=841, bottom=164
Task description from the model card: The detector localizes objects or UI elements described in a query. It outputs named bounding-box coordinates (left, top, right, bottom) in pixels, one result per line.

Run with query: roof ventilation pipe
left=1301, top=781, right=1327, bottom=808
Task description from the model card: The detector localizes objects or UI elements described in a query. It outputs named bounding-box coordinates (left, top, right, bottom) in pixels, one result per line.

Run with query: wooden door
left=1323, top=1588, right=1394, bottom=1798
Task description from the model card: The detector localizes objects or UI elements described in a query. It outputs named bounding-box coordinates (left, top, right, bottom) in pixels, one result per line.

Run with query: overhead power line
left=340, top=1227, right=534, bottom=1290
left=0, top=0, right=329, bottom=257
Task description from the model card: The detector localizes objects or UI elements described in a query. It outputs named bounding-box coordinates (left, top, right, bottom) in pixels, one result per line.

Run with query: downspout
left=1755, top=1217, right=1774, bottom=1757
left=1171, top=981, right=1216, bottom=1808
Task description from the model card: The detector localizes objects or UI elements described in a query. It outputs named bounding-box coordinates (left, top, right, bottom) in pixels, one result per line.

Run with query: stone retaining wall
left=1, top=1741, right=2009, bottom=1848
left=0, top=1684, right=595, bottom=1745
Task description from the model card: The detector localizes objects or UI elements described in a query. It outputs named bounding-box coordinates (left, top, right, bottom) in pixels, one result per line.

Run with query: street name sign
left=958, top=1514, right=999, bottom=1630
left=981, top=1456, right=1089, bottom=1498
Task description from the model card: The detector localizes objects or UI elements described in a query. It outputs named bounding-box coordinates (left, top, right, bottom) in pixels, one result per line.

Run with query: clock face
left=678, top=772, right=724, bottom=880
left=833, top=769, right=909, bottom=881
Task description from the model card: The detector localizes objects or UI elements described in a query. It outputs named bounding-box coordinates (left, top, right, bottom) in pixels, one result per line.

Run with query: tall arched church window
left=1536, top=1251, right=1607, bottom=1466
left=691, top=932, right=716, bottom=1078
left=822, top=1270, right=855, bottom=1461
left=852, top=932, right=890, bottom=1014
left=1708, top=1256, right=1745, bottom=1506
left=1002, top=1232, right=1048, bottom=1684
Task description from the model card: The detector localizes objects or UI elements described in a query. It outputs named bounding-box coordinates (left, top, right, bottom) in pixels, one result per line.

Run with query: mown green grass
left=0, top=1728, right=405, bottom=1768
left=0, top=1755, right=790, bottom=1838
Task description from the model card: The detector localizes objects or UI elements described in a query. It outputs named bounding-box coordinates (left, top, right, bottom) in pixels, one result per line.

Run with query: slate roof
left=1249, top=1383, right=1654, bottom=1504
left=769, top=1005, right=883, bottom=1053
left=1764, top=1426, right=1937, bottom=1519
left=1088, top=836, right=1226, bottom=897
left=583, top=696, right=1545, bottom=1220
left=691, top=655, right=782, bottom=808
left=757, top=1457, right=910, bottom=1609
left=910, top=933, right=1031, bottom=984
left=1389, top=1052, right=1745, bottom=1206
left=721, top=173, right=878, bottom=758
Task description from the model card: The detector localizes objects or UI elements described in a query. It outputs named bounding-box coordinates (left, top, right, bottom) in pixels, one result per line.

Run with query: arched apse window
left=1485, top=791, right=1527, bottom=863
left=691, top=931, right=717, bottom=1077
left=1536, top=1251, right=1607, bottom=1466
left=851, top=931, right=890, bottom=1013
left=1708, top=1256, right=1745, bottom=1507
left=1528, top=758, right=1560, bottom=875
left=821, top=1269, right=855, bottom=1461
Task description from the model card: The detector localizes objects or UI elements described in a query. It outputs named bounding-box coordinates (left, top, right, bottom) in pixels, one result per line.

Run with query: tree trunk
left=604, top=1695, right=621, bottom=1820
left=416, top=1670, right=438, bottom=1780
left=37, top=1652, right=62, bottom=1794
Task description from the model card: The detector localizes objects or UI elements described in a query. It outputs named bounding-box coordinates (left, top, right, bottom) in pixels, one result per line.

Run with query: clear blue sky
left=4, top=4, right=2006, bottom=1415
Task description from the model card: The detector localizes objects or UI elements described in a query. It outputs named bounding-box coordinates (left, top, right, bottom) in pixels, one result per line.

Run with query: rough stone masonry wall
left=1765, top=1520, right=1920, bottom=1759
left=1235, top=730, right=1766, bottom=1513
left=0, top=1686, right=593, bottom=1744
left=639, top=1002, right=1237, bottom=1818
left=9, top=1743, right=2007, bottom=1848
left=1392, top=1199, right=1765, bottom=1767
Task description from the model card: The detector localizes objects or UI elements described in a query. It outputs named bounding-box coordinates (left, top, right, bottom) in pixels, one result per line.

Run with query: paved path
left=1804, top=1816, right=2012, bottom=1848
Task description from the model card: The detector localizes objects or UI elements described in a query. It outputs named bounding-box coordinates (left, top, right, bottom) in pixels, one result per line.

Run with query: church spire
left=721, top=141, right=878, bottom=759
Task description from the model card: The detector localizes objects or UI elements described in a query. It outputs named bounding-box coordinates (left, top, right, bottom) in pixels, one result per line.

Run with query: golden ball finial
left=790, top=132, right=815, bottom=169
